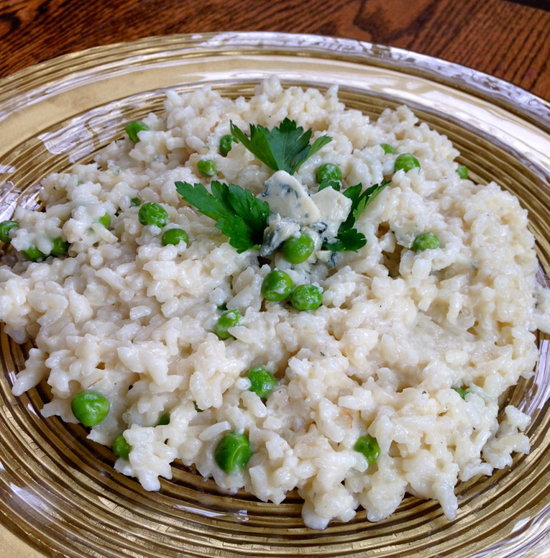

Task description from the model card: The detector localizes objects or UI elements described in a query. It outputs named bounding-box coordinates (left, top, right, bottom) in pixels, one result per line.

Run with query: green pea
left=381, top=143, right=396, bottom=154
left=394, top=153, right=420, bottom=172
left=290, top=284, right=323, bottom=311
left=456, top=165, right=469, bottom=179
left=246, top=366, right=278, bottom=399
left=138, top=202, right=168, bottom=227
left=112, top=433, right=131, bottom=460
left=71, top=390, right=110, bottom=427
left=453, top=387, right=468, bottom=399
left=0, top=220, right=19, bottom=243
left=130, top=197, right=142, bottom=207
left=22, top=245, right=46, bottom=262
left=282, top=234, right=314, bottom=264
left=98, top=214, right=111, bottom=228
left=214, top=431, right=252, bottom=473
left=411, top=232, right=440, bottom=252
left=161, top=228, right=189, bottom=246
left=261, top=270, right=295, bottom=302
left=50, top=237, right=69, bottom=257
left=157, top=412, right=170, bottom=426
left=214, top=308, right=242, bottom=340
left=219, top=134, right=236, bottom=157
left=354, top=434, right=380, bottom=466
left=197, top=159, right=217, bottom=177
left=125, top=121, right=150, bottom=143
left=316, top=163, right=342, bottom=184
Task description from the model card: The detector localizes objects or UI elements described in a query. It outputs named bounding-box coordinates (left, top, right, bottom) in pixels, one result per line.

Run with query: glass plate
left=0, top=32, right=548, bottom=558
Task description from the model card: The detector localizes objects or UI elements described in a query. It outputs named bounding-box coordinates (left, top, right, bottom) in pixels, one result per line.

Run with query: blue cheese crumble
left=259, top=170, right=351, bottom=258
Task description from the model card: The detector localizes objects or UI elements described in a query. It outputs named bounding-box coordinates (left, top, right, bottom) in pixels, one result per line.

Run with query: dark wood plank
left=0, top=0, right=548, bottom=99
left=503, top=0, right=550, bottom=10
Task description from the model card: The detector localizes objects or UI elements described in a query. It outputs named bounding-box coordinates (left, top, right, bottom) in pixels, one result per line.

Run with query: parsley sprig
left=175, top=181, right=269, bottom=253
left=230, top=119, right=332, bottom=175
left=324, top=180, right=391, bottom=252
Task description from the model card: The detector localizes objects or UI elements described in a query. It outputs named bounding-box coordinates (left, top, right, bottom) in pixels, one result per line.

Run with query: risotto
left=0, top=78, right=548, bottom=529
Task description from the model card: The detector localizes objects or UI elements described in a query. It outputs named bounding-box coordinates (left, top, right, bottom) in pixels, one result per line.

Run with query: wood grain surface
left=1, top=0, right=549, bottom=99
left=0, top=1, right=548, bottom=556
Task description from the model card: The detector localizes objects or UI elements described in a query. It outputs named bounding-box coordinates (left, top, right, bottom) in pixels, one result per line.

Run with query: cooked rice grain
left=1, top=78, right=548, bottom=529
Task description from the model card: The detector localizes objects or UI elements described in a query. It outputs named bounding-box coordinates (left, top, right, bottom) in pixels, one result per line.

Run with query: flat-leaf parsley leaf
left=323, top=228, right=367, bottom=252
left=175, top=181, right=269, bottom=253
left=230, top=119, right=332, bottom=175
left=324, top=179, right=391, bottom=252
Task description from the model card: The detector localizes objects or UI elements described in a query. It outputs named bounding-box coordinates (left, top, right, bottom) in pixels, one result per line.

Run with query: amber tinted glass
left=0, top=33, right=548, bottom=557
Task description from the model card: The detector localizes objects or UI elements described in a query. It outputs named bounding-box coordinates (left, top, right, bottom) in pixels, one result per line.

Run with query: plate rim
left=0, top=31, right=549, bottom=128
left=0, top=31, right=548, bottom=558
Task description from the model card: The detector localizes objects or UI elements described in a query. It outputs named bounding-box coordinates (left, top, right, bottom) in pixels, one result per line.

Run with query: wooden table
left=1, top=0, right=549, bottom=100
left=0, top=0, right=548, bottom=556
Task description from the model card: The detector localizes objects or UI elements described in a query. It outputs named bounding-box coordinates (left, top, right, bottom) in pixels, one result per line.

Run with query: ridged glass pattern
left=0, top=32, right=548, bottom=558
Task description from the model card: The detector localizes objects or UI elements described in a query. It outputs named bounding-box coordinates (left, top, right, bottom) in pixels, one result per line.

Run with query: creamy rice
left=1, top=78, right=548, bottom=529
